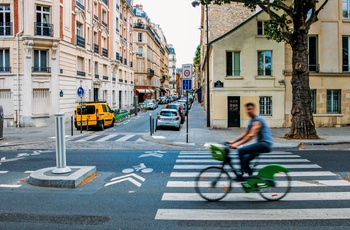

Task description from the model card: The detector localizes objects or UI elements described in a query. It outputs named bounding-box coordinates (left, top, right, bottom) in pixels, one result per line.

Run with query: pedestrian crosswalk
left=67, top=133, right=146, bottom=142
left=155, top=150, right=350, bottom=221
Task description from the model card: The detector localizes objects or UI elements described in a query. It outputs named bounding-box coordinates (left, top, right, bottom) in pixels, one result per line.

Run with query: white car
left=156, top=109, right=181, bottom=131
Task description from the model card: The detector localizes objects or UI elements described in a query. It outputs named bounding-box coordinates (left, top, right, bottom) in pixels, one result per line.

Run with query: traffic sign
left=77, top=86, right=84, bottom=97
left=182, top=79, right=192, bottom=90
left=182, top=64, right=192, bottom=79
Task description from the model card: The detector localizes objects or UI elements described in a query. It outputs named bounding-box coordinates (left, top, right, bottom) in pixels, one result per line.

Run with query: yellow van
left=74, top=101, right=115, bottom=131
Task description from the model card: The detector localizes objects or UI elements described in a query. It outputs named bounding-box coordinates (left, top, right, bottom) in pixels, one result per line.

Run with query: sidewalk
left=1, top=102, right=350, bottom=150
left=144, top=100, right=350, bottom=149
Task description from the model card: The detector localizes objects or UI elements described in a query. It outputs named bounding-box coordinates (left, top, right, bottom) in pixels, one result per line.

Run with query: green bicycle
left=195, top=143, right=291, bottom=201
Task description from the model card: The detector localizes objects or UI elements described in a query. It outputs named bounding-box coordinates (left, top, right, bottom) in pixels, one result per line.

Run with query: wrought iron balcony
left=93, top=15, right=98, bottom=21
left=32, top=66, right=51, bottom=73
left=0, top=66, right=11, bottom=72
left=102, top=48, right=108, bottom=57
left=34, top=22, right=53, bottom=37
left=95, top=74, right=99, bottom=79
left=94, top=44, right=99, bottom=53
left=102, top=0, right=108, bottom=6
left=77, top=71, right=86, bottom=76
left=124, top=58, right=127, bottom=65
left=119, top=79, right=123, bottom=83
left=103, top=75, right=108, bottom=80
left=0, top=22, right=12, bottom=36
left=116, top=52, right=120, bottom=62
left=119, top=56, right=123, bottom=62
left=76, top=35, right=85, bottom=48
left=112, top=77, right=116, bottom=81
left=76, top=0, right=85, bottom=10
left=133, top=23, right=146, bottom=29
left=102, top=21, right=108, bottom=28
left=147, top=68, right=154, bottom=77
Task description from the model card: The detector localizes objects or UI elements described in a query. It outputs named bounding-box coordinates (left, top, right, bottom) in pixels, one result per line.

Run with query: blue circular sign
left=77, top=86, right=84, bottom=97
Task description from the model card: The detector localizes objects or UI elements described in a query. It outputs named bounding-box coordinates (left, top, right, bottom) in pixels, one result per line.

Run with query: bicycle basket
left=210, top=144, right=227, bottom=161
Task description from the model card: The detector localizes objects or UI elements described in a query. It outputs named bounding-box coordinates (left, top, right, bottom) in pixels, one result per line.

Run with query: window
left=257, top=21, right=267, bottom=35
left=310, top=89, right=316, bottom=114
left=327, top=90, right=341, bottom=114
left=76, top=0, right=85, bottom=10
left=116, top=18, right=119, bottom=32
left=343, top=0, right=350, bottom=18
left=36, top=6, right=52, bottom=36
left=308, top=35, right=318, bottom=72
left=137, top=46, right=143, bottom=57
left=259, top=96, right=272, bottom=116
left=76, top=22, right=85, bottom=48
left=0, top=89, right=12, bottom=116
left=77, top=56, right=85, bottom=76
left=32, top=89, right=50, bottom=115
left=138, top=60, right=143, bottom=72
left=226, top=51, right=240, bottom=76
left=342, top=36, right=350, bottom=71
left=257, top=51, right=272, bottom=76
left=138, top=33, right=142, bottom=42
left=0, top=5, right=11, bottom=36
left=33, top=50, right=49, bottom=72
left=0, top=49, right=10, bottom=72
left=102, top=10, right=107, bottom=27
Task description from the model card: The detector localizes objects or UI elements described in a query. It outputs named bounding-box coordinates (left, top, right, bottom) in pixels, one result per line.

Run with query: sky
left=133, top=0, right=201, bottom=68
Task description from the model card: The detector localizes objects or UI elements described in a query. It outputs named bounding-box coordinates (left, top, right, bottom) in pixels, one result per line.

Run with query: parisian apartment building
left=132, top=4, right=170, bottom=103
left=198, top=0, right=350, bottom=128
left=0, top=0, right=171, bottom=127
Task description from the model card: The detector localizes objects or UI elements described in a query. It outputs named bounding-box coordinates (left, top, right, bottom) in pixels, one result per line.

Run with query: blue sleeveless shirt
left=247, top=115, right=273, bottom=146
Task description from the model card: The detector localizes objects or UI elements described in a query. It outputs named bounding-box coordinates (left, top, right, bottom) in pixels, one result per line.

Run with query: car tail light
left=96, top=109, right=99, bottom=120
left=165, top=104, right=168, bottom=108
left=74, top=110, right=76, bottom=121
left=157, top=115, right=161, bottom=119
left=176, top=116, right=180, bottom=120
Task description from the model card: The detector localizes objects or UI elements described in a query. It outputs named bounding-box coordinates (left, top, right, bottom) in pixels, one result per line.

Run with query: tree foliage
left=193, top=45, right=201, bottom=66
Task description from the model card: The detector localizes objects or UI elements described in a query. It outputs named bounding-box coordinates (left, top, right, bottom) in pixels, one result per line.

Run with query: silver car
left=156, top=109, right=181, bottom=131
left=144, top=99, right=158, bottom=110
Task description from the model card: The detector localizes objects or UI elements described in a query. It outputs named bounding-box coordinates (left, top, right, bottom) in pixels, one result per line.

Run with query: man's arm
left=230, top=121, right=262, bottom=148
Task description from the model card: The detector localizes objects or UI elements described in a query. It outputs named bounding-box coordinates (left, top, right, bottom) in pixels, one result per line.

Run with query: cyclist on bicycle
left=228, top=102, right=273, bottom=179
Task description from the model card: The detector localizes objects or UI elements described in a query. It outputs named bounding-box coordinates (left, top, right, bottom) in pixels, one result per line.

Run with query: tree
left=201, top=0, right=329, bottom=139
left=193, top=44, right=201, bottom=66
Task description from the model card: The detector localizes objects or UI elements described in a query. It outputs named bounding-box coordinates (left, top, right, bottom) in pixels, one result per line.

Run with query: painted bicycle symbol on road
left=122, top=163, right=153, bottom=174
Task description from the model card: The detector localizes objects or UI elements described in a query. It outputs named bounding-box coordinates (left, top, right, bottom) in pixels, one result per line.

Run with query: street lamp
left=192, top=0, right=210, bottom=127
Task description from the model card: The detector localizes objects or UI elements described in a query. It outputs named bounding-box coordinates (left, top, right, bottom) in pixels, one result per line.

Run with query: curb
left=28, top=166, right=96, bottom=188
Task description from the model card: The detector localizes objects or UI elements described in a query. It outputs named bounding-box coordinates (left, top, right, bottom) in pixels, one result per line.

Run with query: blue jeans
left=238, top=142, right=272, bottom=176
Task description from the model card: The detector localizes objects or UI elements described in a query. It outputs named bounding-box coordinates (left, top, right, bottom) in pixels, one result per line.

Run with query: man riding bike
left=228, top=102, right=273, bottom=180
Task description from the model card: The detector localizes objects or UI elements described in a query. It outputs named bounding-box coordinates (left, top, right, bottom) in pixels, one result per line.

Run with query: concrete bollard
left=52, top=113, right=72, bottom=174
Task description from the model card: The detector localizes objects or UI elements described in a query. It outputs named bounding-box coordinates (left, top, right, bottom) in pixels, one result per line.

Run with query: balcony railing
left=76, top=0, right=85, bottom=10
left=124, top=58, right=127, bottom=65
left=147, top=68, right=154, bottom=77
left=102, top=21, right=108, bottom=28
left=0, top=22, right=12, bottom=36
left=94, top=44, right=99, bottom=53
left=103, top=75, right=108, bottom=80
left=112, top=77, right=116, bottom=81
left=76, top=35, right=85, bottom=48
left=116, top=4, right=120, bottom=10
left=133, top=23, right=146, bottom=29
left=95, top=74, right=99, bottom=79
left=119, top=79, right=123, bottom=83
left=116, top=28, right=119, bottom=33
left=35, top=22, right=53, bottom=37
left=119, top=56, right=123, bottom=62
left=32, top=66, right=51, bottom=73
left=77, top=71, right=86, bottom=76
left=94, top=15, right=98, bottom=21
left=102, top=48, right=108, bottom=57
left=102, top=0, right=108, bottom=6
left=0, top=67, right=11, bottom=72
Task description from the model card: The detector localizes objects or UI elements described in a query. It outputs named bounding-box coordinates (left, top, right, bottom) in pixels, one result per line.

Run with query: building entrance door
left=228, top=96, right=240, bottom=127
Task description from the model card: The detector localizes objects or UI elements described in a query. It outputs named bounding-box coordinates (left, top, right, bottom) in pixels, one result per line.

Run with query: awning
left=136, top=89, right=150, bottom=93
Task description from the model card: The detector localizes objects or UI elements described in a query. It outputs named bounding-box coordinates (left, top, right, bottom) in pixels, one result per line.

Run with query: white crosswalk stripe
left=67, top=134, right=145, bottom=142
left=155, top=150, right=350, bottom=221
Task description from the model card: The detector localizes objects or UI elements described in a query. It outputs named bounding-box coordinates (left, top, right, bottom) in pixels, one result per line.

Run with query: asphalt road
left=0, top=148, right=350, bottom=229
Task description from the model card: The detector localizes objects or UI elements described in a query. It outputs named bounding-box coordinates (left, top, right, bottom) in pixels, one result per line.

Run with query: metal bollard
left=150, top=113, right=152, bottom=136
left=70, top=115, right=73, bottom=136
left=52, top=113, right=72, bottom=174
left=154, top=118, right=157, bottom=132
left=86, top=119, right=89, bottom=131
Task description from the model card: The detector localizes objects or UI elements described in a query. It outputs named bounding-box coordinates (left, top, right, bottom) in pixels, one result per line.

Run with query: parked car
left=143, top=99, right=158, bottom=110
left=178, top=98, right=191, bottom=110
left=165, top=103, right=185, bottom=124
left=178, top=101, right=189, bottom=116
left=156, top=109, right=181, bottom=131
left=74, top=101, right=114, bottom=131
left=158, top=96, right=170, bottom=104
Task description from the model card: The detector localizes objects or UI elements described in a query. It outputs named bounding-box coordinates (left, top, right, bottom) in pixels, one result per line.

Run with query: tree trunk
left=285, top=31, right=319, bottom=139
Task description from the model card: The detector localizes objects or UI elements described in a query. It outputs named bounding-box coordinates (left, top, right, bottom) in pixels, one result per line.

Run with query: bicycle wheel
left=195, top=166, right=232, bottom=201
left=259, top=171, right=291, bottom=201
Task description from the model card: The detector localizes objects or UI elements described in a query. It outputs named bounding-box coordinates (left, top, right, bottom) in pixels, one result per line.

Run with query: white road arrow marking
left=105, top=173, right=145, bottom=187
left=139, top=153, right=163, bottom=158
left=0, top=157, right=24, bottom=163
